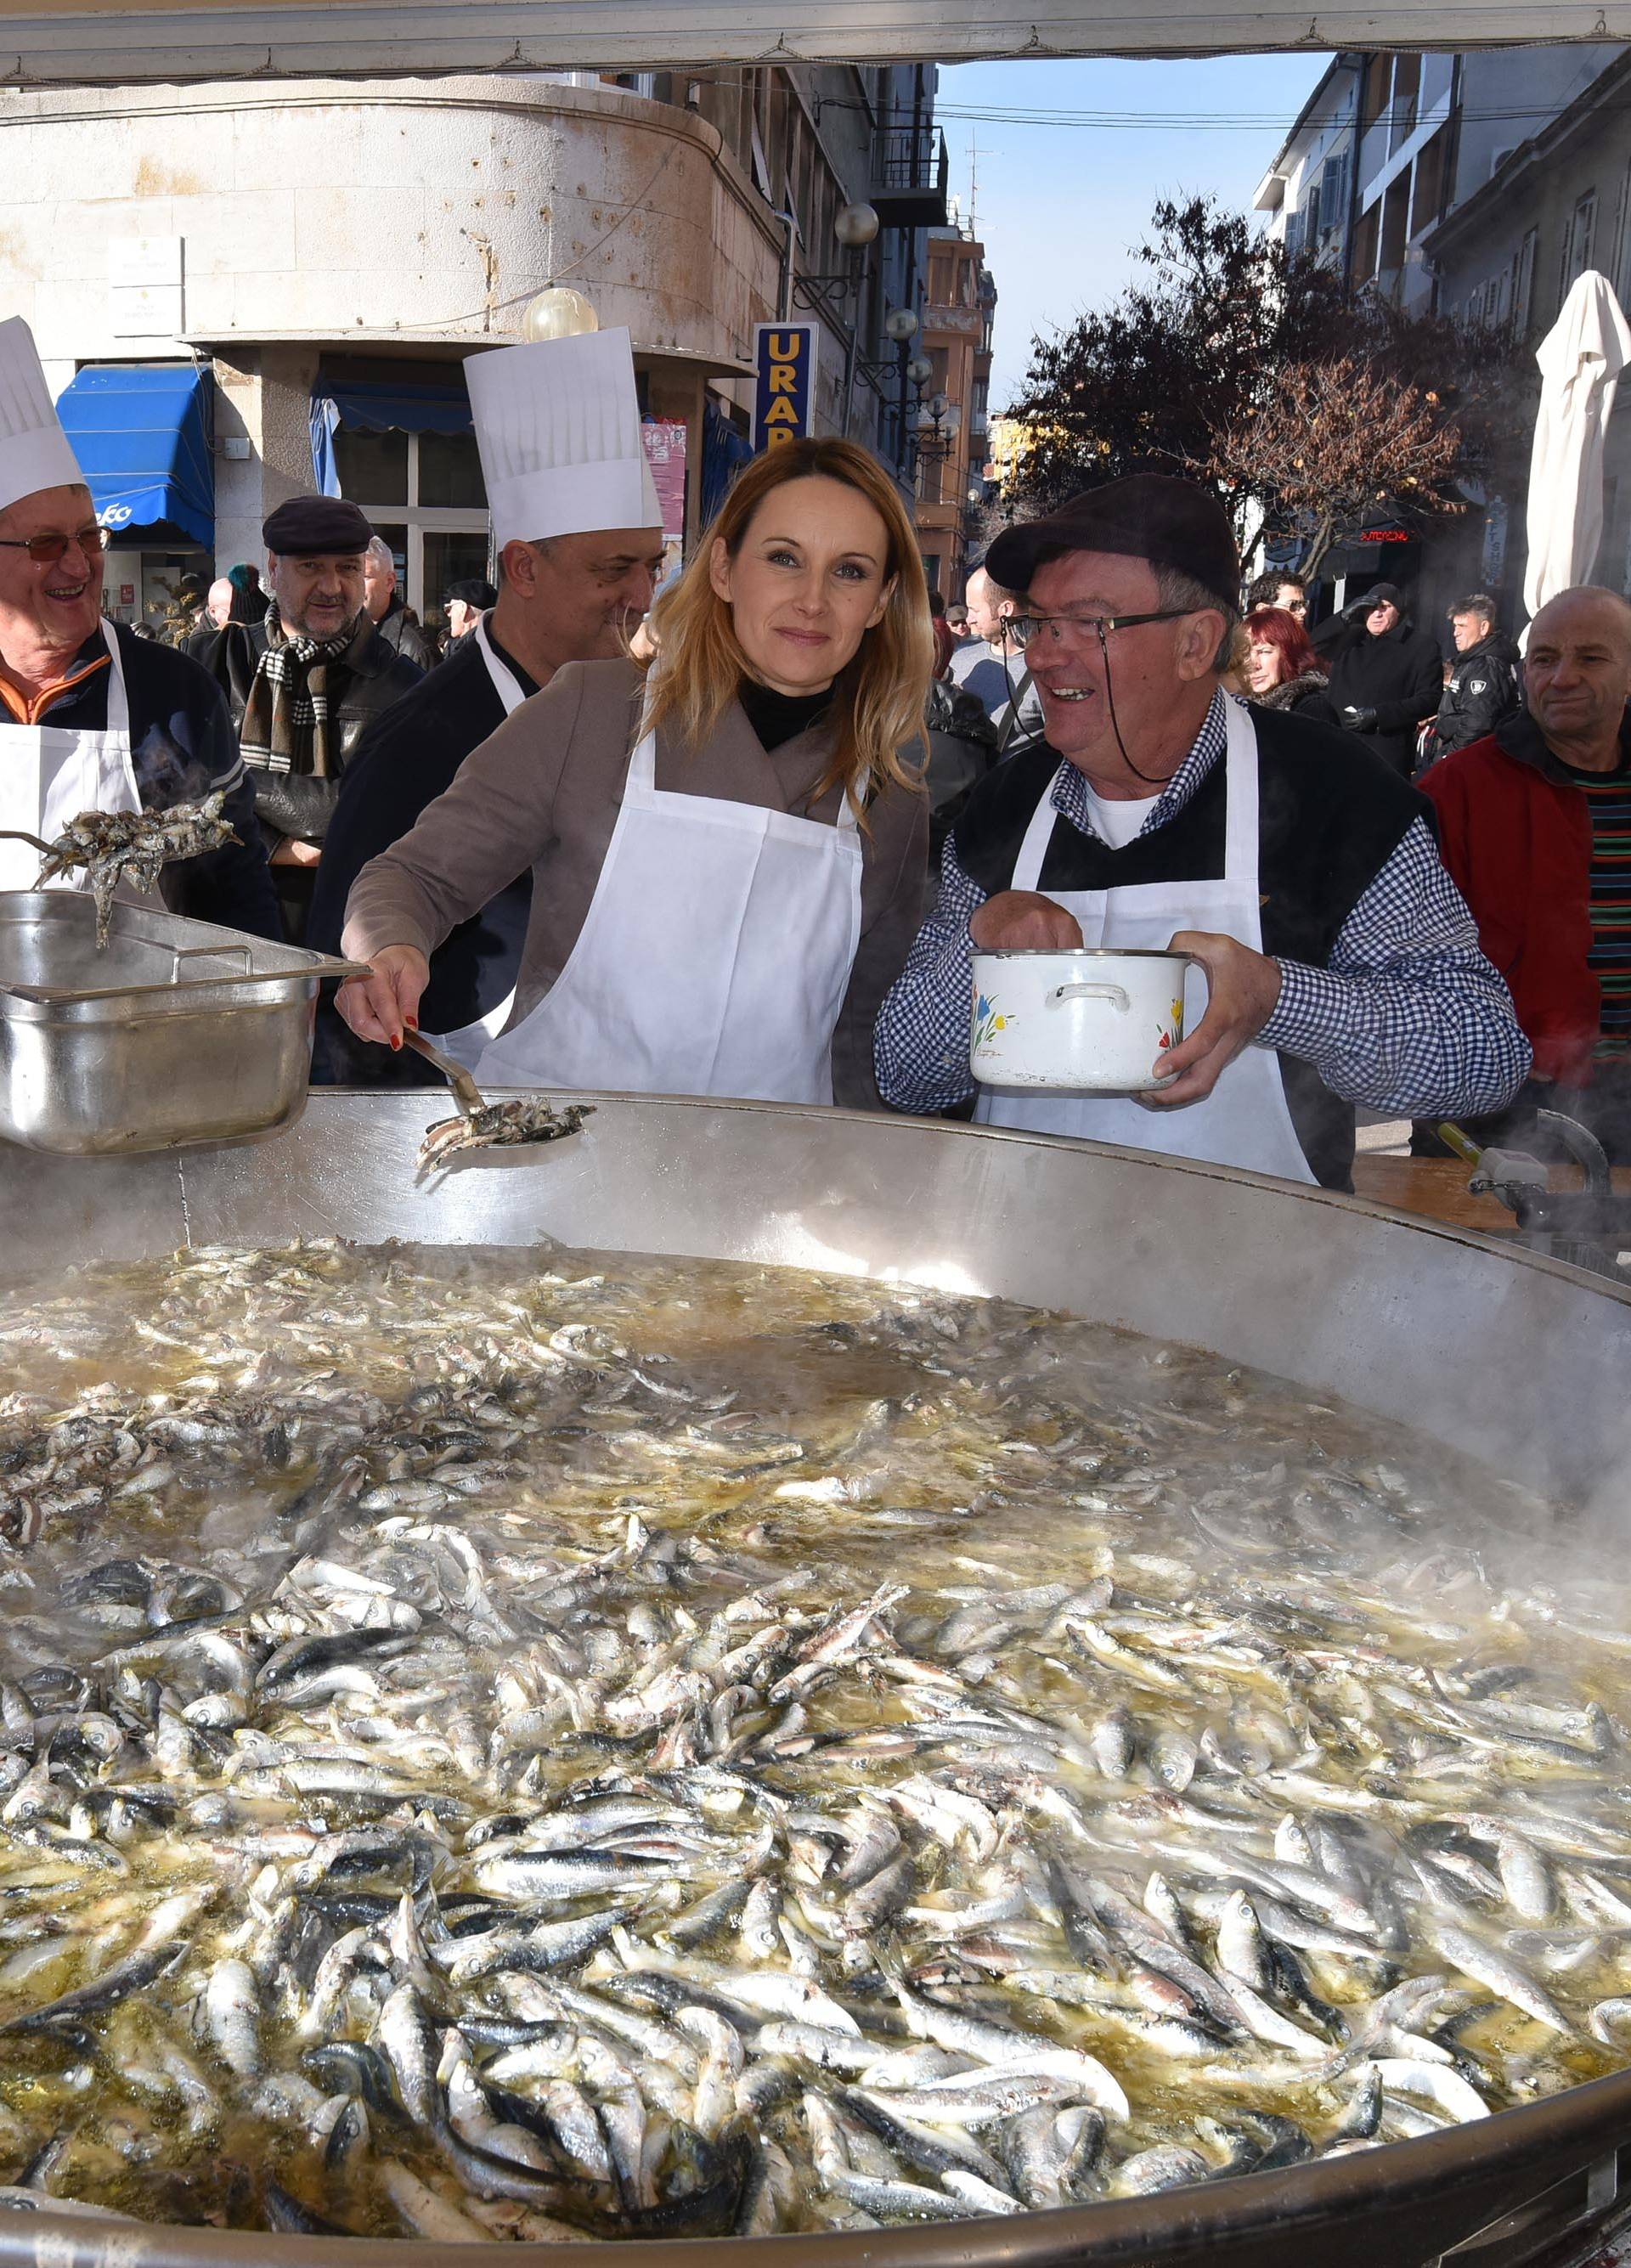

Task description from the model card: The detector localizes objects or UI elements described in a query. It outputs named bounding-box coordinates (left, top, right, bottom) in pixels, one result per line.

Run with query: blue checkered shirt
left=875, top=692, right=1532, bottom=1118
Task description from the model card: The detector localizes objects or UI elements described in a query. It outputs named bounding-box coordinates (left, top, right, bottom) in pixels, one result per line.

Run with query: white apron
left=421, top=614, right=528, bottom=1070
left=0, top=626, right=148, bottom=902
left=474, top=714, right=864, bottom=1104
left=974, top=696, right=1316, bottom=1183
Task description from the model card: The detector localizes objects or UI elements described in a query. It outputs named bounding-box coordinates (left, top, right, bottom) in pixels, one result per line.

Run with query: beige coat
left=343, top=657, right=928, bottom=1109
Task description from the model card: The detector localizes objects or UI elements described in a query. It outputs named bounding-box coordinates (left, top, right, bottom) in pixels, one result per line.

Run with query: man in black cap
left=874, top=471, right=1530, bottom=1189
left=197, top=494, right=424, bottom=941
left=1321, top=581, right=1445, bottom=778
left=443, top=578, right=498, bottom=646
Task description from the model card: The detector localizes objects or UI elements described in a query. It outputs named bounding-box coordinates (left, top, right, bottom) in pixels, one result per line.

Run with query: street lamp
left=906, top=356, right=934, bottom=388
left=521, top=287, right=599, bottom=341
left=833, top=201, right=880, bottom=249
left=884, top=307, right=920, bottom=343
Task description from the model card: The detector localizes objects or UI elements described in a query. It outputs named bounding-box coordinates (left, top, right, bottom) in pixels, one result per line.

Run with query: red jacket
left=1422, top=724, right=1599, bottom=1086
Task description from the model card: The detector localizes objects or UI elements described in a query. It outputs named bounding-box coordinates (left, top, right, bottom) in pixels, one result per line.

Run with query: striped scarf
left=239, top=603, right=370, bottom=779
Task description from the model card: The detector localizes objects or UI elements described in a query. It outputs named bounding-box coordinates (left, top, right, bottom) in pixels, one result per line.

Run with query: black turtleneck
left=737, top=678, right=834, bottom=752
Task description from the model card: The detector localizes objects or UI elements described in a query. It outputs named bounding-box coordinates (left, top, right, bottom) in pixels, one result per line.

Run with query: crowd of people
left=0, top=297, right=1623, bottom=1180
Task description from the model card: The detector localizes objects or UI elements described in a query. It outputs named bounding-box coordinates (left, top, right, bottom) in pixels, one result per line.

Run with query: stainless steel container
left=0, top=892, right=365, bottom=1155
left=3, top=1093, right=1630, bottom=2268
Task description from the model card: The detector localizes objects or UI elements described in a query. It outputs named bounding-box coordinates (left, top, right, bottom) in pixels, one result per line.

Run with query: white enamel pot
left=970, top=946, right=1199, bottom=1092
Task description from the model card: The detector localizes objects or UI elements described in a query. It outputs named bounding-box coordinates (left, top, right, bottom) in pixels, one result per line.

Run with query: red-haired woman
left=1242, top=606, right=1339, bottom=725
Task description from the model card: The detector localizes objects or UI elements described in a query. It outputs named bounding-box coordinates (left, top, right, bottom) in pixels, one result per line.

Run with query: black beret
left=986, top=471, right=1240, bottom=615
left=1362, top=582, right=1402, bottom=607
left=446, top=578, right=498, bottom=609
left=262, top=494, right=375, bottom=556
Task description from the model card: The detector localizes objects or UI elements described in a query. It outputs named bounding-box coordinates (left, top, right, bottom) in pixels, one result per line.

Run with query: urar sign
left=753, top=324, right=818, bottom=450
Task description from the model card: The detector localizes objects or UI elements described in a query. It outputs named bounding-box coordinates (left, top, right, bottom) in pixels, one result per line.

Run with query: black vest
left=952, top=706, right=1430, bottom=1190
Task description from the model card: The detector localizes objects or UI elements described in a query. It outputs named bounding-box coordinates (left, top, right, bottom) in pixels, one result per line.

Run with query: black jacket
left=1325, top=616, right=1445, bottom=776
left=1430, top=629, right=1523, bottom=760
left=374, top=593, right=436, bottom=673
left=308, top=624, right=537, bottom=1086
left=196, top=614, right=424, bottom=848
left=7, top=623, right=281, bottom=940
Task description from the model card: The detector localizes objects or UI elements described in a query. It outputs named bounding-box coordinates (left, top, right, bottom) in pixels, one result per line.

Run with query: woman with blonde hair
left=336, top=436, right=932, bottom=1107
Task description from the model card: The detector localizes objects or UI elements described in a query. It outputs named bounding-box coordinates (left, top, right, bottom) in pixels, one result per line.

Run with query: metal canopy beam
left=0, top=0, right=1625, bottom=88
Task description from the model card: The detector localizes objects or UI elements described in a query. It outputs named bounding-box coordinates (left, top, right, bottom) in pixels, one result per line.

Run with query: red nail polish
left=391, top=1035, right=402, bottom=1051
left=405, top=1015, right=419, bottom=1031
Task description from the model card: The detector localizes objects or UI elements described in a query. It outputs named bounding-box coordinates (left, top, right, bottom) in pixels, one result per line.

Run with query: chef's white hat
left=466, top=327, right=661, bottom=550
left=0, top=317, right=85, bottom=518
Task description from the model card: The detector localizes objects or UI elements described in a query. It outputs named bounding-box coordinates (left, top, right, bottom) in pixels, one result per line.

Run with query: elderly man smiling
left=874, top=472, right=1530, bottom=1190
left=0, top=317, right=277, bottom=935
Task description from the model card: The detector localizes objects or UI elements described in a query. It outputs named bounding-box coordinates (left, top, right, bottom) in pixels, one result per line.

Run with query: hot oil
left=0, top=1238, right=1625, bottom=2234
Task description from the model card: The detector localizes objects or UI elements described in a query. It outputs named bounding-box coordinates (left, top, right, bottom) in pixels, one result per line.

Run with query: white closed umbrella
left=1524, top=269, right=1631, bottom=624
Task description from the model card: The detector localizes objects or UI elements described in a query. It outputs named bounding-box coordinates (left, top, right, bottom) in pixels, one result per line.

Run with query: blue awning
left=310, top=376, right=473, bottom=495
left=56, top=364, right=214, bottom=549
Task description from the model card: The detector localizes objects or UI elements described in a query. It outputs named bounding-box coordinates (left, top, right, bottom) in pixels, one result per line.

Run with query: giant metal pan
left=3, top=1092, right=1630, bottom=2268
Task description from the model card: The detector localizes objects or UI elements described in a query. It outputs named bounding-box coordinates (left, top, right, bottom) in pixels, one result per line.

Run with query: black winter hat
left=262, top=494, right=375, bottom=556
left=985, top=471, right=1240, bottom=614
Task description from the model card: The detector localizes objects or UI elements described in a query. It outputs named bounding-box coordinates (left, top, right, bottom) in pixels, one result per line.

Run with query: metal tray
left=0, top=890, right=366, bottom=1154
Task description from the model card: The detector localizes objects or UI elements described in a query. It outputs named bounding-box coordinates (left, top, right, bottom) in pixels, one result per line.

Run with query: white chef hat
left=465, top=327, right=661, bottom=550
left=0, top=317, right=86, bottom=518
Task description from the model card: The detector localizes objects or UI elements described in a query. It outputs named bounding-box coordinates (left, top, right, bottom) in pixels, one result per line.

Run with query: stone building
left=0, top=64, right=944, bottom=623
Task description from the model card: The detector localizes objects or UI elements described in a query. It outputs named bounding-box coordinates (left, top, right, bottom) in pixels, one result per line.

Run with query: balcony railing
left=870, top=126, right=950, bottom=228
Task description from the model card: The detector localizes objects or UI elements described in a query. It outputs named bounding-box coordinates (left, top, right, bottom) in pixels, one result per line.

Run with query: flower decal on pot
left=973, top=991, right=1014, bottom=1052
left=1155, top=996, right=1185, bottom=1053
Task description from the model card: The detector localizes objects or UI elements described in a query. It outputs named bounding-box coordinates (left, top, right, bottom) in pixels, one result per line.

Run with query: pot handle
left=1048, top=980, right=1131, bottom=1013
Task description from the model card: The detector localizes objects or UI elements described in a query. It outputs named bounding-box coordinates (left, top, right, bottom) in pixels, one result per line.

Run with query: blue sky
left=936, top=54, right=1334, bottom=410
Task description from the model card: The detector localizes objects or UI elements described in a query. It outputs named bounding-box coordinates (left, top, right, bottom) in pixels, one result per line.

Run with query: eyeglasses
left=1007, top=606, right=1194, bottom=651
left=0, top=524, right=110, bottom=566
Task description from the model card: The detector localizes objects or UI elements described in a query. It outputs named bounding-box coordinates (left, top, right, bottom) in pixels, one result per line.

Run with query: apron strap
left=1012, top=764, right=1068, bottom=894
left=99, top=621, right=130, bottom=737
left=473, top=615, right=528, bottom=719
left=1221, top=695, right=1260, bottom=883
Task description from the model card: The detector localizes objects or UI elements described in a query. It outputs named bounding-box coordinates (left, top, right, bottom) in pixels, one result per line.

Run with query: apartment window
left=1563, top=190, right=1598, bottom=293
left=1321, top=149, right=1352, bottom=237
left=1514, top=226, right=1538, bottom=336
left=1362, top=53, right=1392, bottom=130
left=1411, top=126, right=1448, bottom=236
left=1390, top=54, right=1420, bottom=153
left=1352, top=200, right=1381, bottom=282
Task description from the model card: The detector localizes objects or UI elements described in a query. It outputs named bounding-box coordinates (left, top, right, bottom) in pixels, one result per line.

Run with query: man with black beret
left=197, top=493, right=423, bottom=941
left=874, top=471, right=1531, bottom=1189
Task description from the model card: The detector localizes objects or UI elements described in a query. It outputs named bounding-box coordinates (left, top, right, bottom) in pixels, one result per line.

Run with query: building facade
left=1423, top=46, right=1631, bottom=618
left=1254, top=43, right=1631, bottom=622
left=913, top=217, right=996, bottom=601
left=0, top=64, right=945, bottom=623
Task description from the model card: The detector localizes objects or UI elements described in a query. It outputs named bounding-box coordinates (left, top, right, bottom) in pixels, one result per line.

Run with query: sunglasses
left=0, top=525, right=110, bottom=566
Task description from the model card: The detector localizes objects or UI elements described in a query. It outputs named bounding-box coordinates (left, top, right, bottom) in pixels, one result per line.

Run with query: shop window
left=418, top=431, right=485, bottom=510
left=337, top=426, right=489, bottom=614
left=334, top=427, right=407, bottom=505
